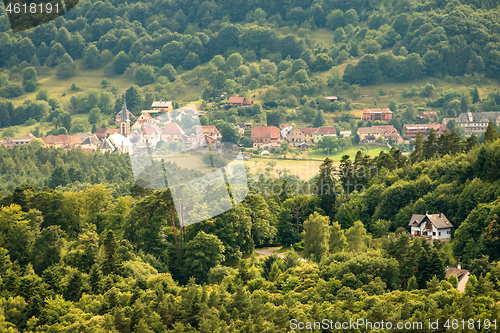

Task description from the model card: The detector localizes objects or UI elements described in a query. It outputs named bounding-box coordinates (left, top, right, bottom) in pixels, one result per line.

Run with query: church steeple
left=120, top=95, right=130, bottom=137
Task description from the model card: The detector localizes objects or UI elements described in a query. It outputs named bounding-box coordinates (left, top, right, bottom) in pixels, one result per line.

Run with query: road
left=254, top=247, right=285, bottom=258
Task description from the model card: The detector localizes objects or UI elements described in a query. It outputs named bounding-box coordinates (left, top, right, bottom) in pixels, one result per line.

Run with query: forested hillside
left=0, top=136, right=500, bottom=331
left=2, top=0, right=500, bottom=136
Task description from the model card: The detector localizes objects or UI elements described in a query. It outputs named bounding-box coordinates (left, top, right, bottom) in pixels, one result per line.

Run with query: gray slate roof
left=100, top=139, right=115, bottom=150
left=408, top=213, right=453, bottom=229
left=457, top=112, right=500, bottom=123
left=82, top=136, right=101, bottom=145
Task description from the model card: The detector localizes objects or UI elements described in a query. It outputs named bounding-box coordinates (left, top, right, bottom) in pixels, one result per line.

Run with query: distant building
left=362, top=108, right=393, bottom=121
left=251, top=126, right=281, bottom=149
left=201, top=125, right=222, bottom=142
left=104, top=134, right=133, bottom=154
left=313, top=127, right=337, bottom=143
left=136, top=112, right=153, bottom=122
left=286, top=127, right=306, bottom=147
left=324, top=96, right=338, bottom=102
left=161, top=122, right=184, bottom=142
left=456, top=112, right=500, bottom=135
left=228, top=96, right=253, bottom=106
left=408, top=212, right=453, bottom=242
left=151, top=101, right=173, bottom=112
left=301, top=127, right=317, bottom=143
left=80, top=135, right=101, bottom=151
left=280, top=123, right=294, bottom=139
left=115, top=109, right=135, bottom=124
left=43, top=134, right=83, bottom=150
left=339, top=130, right=352, bottom=138
left=403, top=123, right=446, bottom=139
left=357, top=125, right=402, bottom=143
left=119, top=98, right=131, bottom=137
left=6, top=133, right=35, bottom=147
left=94, top=128, right=120, bottom=140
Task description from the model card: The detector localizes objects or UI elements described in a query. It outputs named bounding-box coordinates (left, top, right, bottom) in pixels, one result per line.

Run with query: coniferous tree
left=314, top=158, right=336, bottom=220
left=471, top=86, right=480, bottom=104
left=102, top=230, right=121, bottom=275
left=483, top=121, right=499, bottom=143
left=423, top=129, right=438, bottom=159
left=410, top=132, right=424, bottom=163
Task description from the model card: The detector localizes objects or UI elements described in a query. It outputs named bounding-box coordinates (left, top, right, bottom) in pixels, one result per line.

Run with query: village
left=1, top=95, right=499, bottom=158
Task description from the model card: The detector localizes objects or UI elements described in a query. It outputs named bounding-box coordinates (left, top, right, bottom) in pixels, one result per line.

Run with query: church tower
left=120, top=96, right=130, bottom=137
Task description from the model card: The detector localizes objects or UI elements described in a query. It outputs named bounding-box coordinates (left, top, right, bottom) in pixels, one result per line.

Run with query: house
left=280, top=123, right=294, bottom=139
left=80, top=135, right=101, bottom=151
left=228, top=96, right=253, bottom=106
left=357, top=125, right=403, bottom=143
left=43, top=135, right=83, bottom=150
left=201, top=125, right=222, bottom=142
left=160, top=122, right=185, bottom=142
left=313, top=127, right=337, bottom=143
left=99, top=139, right=115, bottom=153
left=94, top=128, right=120, bottom=140
left=408, top=212, right=453, bottom=242
left=151, top=101, right=173, bottom=112
left=251, top=126, right=281, bottom=149
left=139, top=126, right=162, bottom=147
left=456, top=112, right=500, bottom=135
left=7, top=133, right=35, bottom=147
left=446, top=265, right=470, bottom=292
left=362, top=108, right=393, bottom=121
left=301, top=127, right=317, bottom=143
left=75, top=133, right=96, bottom=141
left=286, top=127, right=306, bottom=147
left=324, top=96, right=338, bottom=102
left=136, top=112, right=153, bottom=122
left=403, top=123, right=446, bottom=139
left=339, top=130, right=352, bottom=138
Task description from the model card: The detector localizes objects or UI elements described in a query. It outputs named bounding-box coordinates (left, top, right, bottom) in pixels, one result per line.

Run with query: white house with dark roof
left=408, top=212, right=453, bottom=242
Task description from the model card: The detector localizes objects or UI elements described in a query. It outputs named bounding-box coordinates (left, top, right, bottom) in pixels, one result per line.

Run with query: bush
left=0, top=84, right=24, bottom=98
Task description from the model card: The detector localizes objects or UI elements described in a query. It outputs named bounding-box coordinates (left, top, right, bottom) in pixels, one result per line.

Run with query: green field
left=308, top=145, right=390, bottom=160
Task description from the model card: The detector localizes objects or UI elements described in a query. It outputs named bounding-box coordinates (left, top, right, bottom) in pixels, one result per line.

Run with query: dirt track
left=254, top=247, right=285, bottom=258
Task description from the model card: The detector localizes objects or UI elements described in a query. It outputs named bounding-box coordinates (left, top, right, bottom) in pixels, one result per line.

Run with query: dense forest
left=1, top=0, right=500, bottom=134
left=0, top=132, right=500, bottom=330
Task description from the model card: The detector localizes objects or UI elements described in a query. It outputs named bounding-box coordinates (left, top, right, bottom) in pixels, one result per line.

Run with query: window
left=433, top=232, right=436, bottom=236
left=447, top=230, right=451, bottom=234
left=438, top=232, right=441, bottom=236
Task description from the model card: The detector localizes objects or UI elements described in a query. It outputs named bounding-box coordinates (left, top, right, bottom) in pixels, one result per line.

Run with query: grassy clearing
left=245, top=157, right=327, bottom=180
left=308, top=145, right=390, bottom=160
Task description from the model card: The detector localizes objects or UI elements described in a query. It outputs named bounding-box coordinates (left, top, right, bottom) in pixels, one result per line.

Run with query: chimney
left=426, top=211, right=428, bottom=215
left=457, top=263, right=461, bottom=270
left=439, top=212, right=442, bottom=217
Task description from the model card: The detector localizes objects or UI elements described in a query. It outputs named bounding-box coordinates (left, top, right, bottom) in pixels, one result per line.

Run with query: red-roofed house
left=161, top=123, right=184, bottom=142
left=94, top=128, right=120, bottom=140
left=300, top=128, right=317, bottom=143
left=251, top=126, right=281, bottom=149
left=362, top=108, right=393, bottom=121
left=201, top=125, right=222, bottom=142
left=357, top=125, right=403, bottom=143
left=313, top=127, right=337, bottom=143
left=403, top=123, right=446, bottom=139
left=43, top=135, right=83, bottom=150
left=228, top=96, right=253, bottom=106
